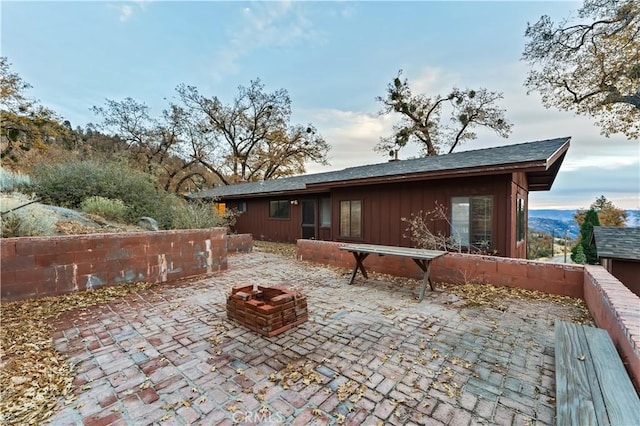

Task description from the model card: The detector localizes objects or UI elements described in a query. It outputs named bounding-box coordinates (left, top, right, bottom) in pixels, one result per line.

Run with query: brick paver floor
left=46, top=251, right=587, bottom=425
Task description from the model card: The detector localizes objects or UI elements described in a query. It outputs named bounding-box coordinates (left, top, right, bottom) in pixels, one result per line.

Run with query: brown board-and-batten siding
left=195, top=138, right=572, bottom=260
left=332, top=174, right=514, bottom=256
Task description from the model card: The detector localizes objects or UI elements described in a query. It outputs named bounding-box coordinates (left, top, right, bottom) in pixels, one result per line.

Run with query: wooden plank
left=555, top=320, right=603, bottom=426
left=584, top=325, right=640, bottom=426
left=338, top=244, right=446, bottom=260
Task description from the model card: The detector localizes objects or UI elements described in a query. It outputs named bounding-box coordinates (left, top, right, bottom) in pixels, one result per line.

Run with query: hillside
left=528, top=209, right=640, bottom=240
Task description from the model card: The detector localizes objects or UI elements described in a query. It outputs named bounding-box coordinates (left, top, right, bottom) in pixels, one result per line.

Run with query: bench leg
left=413, top=259, right=434, bottom=302
left=349, top=252, right=369, bottom=285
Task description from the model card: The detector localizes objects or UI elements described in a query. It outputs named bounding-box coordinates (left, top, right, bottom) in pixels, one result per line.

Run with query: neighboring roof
left=191, top=137, right=570, bottom=199
left=593, top=227, right=640, bottom=261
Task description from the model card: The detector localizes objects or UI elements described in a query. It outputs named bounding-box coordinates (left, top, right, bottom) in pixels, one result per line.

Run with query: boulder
left=138, top=216, right=159, bottom=231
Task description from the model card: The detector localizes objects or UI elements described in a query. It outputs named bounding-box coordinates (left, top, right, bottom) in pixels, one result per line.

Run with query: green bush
left=0, top=167, right=30, bottom=192
left=29, top=160, right=177, bottom=228
left=170, top=200, right=227, bottom=230
left=80, top=196, right=127, bottom=222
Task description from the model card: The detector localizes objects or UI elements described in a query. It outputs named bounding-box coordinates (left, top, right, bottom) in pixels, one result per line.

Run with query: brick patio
left=47, top=250, right=588, bottom=425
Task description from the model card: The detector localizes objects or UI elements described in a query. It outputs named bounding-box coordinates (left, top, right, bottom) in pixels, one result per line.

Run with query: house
left=593, top=226, right=640, bottom=296
left=191, top=137, right=570, bottom=258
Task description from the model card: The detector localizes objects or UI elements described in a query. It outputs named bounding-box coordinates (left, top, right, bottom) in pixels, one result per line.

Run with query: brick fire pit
left=226, top=285, right=308, bottom=337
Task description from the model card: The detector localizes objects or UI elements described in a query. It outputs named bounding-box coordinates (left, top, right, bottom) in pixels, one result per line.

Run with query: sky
left=1, top=0, right=638, bottom=210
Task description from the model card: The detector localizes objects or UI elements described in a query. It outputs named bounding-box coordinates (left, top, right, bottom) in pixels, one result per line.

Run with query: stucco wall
left=1, top=228, right=228, bottom=302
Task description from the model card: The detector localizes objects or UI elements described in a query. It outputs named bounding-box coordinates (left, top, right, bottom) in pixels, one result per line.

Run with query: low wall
left=296, top=240, right=583, bottom=298
left=296, top=239, right=640, bottom=389
left=227, top=233, right=253, bottom=253
left=1, top=228, right=228, bottom=302
left=583, top=266, right=640, bottom=390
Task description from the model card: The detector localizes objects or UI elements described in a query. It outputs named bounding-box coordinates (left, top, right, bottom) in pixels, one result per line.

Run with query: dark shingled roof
left=191, top=137, right=570, bottom=199
left=593, top=226, right=640, bottom=261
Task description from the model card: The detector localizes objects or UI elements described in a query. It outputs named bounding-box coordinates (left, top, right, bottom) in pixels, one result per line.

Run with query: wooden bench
left=554, top=320, right=640, bottom=425
left=338, top=243, right=447, bottom=302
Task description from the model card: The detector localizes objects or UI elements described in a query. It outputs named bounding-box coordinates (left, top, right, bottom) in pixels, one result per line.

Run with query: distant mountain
left=529, top=209, right=576, bottom=222
left=528, top=216, right=579, bottom=240
left=528, top=209, right=640, bottom=240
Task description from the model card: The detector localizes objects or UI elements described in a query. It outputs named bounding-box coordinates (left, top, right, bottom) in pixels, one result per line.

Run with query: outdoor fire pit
left=226, top=284, right=308, bottom=337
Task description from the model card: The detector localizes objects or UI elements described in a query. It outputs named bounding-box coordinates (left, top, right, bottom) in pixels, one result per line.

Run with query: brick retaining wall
left=584, top=265, right=640, bottom=390
left=1, top=228, right=228, bottom=302
left=227, top=233, right=253, bottom=253
left=296, top=240, right=583, bottom=298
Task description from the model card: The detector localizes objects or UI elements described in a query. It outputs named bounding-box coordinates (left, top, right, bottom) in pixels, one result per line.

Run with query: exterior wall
left=510, top=172, right=529, bottom=259
left=227, top=173, right=532, bottom=259
left=330, top=175, right=514, bottom=256
left=1, top=228, right=228, bottom=302
left=583, top=265, right=640, bottom=390
left=296, top=240, right=583, bottom=298
left=231, top=197, right=303, bottom=243
left=609, top=259, right=640, bottom=297
left=227, top=233, right=253, bottom=253
left=297, top=239, right=640, bottom=389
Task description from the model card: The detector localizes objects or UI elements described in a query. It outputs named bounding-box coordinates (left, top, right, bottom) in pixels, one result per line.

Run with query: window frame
left=339, top=199, right=362, bottom=239
left=450, top=195, right=494, bottom=251
left=516, top=196, right=525, bottom=243
left=269, top=200, right=291, bottom=219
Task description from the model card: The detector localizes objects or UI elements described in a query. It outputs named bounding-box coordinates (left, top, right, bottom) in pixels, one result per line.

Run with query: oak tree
left=176, top=80, right=330, bottom=183
left=1, top=57, right=75, bottom=163
left=91, top=98, right=212, bottom=193
left=574, top=195, right=627, bottom=227
left=522, top=0, right=640, bottom=139
left=376, top=70, right=512, bottom=157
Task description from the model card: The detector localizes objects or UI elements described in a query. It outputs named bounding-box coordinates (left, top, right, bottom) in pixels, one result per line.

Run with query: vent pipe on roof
left=388, top=149, right=400, bottom=162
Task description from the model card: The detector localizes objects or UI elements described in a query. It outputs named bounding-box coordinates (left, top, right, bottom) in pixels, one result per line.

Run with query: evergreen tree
left=571, top=208, right=600, bottom=264
left=573, top=244, right=587, bottom=265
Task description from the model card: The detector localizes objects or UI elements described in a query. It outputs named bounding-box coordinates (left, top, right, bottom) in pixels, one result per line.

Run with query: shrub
left=402, top=202, right=460, bottom=252
left=170, top=200, right=239, bottom=230
left=80, top=196, right=127, bottom=222
left=0, top=167, right=30, bottom=192
left=29, top=160, right=177, bottom=228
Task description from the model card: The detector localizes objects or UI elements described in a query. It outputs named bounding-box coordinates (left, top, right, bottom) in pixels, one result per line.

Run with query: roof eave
left=307, top=161, right=550, bottom=190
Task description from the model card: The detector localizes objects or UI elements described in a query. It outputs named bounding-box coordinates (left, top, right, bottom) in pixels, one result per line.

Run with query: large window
left=516, top=196, right=525, bottom=242
left=339, top=200, right=361, bottom=238
left=451, top=196, right=493, bottom=250
left=269, top=200, right=290, bottom=219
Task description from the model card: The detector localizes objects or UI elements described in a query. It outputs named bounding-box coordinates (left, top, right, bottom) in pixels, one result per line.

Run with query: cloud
left=212, top=2, right=323, bottom=79
left=302, top=60, right=638, bottom=209
left=301, top=108, right=398, bottom=171
left=111, top=1, right=150, bottom=23
left=530, top=162, right=640, bottom=209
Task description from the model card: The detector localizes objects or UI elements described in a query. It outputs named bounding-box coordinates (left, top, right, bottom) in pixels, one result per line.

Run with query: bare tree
left=377, top=70, right=512, bottom=158
left=176, top=79, right=329, bottom=183
left=522, top=0, right=639, bottom=139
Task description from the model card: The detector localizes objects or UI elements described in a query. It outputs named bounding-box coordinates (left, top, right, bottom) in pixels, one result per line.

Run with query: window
left=269, top=200, right=290, bottom=219
left=237, top=201, right=247, bottom=213
left=516, top=197, right=525, bottom=242
left=319, top=197, right=331, bottom=227
left=213, top=203, right=226, bottom=216
left=451, top=196, right=493, bottom=250
left=340, top=200, right=361, bottom=238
